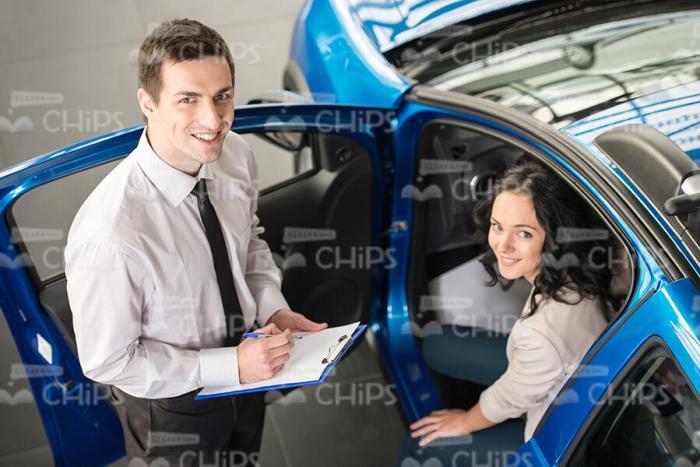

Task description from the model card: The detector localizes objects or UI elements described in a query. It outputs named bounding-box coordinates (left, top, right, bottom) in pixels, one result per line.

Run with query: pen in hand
left=243, top=332, right=304, bottom=340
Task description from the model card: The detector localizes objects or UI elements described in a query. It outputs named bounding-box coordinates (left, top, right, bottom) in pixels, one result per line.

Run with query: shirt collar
left=133, top=128, right=214, bottom=207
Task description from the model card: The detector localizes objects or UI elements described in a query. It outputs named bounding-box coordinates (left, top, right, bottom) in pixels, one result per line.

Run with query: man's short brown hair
left=138, top=19, right=235, bottom=103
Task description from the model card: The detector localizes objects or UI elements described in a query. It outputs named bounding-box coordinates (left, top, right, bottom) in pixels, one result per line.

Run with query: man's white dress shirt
left=65, top=129, right=289, bottom=399
left=479, top=287, right=607, bottom=440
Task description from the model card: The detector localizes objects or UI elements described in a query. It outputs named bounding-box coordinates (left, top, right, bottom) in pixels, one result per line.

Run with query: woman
left=400, top=161, right=616, bottom=464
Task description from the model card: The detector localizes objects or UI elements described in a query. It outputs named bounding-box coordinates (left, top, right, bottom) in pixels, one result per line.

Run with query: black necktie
left=191, top=179, right=244, bottom=346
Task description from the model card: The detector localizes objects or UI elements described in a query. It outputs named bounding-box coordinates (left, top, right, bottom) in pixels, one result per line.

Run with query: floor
left=104, top=336, right=406, bottom=467
left=257, top=337, right=405, bottom=467
left=0, top=1, right=407, bottom=465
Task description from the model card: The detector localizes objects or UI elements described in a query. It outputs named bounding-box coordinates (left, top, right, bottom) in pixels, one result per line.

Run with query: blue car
left=2, top=0, right=700, bottom=465
left=283, top=0, right=700, bottom=463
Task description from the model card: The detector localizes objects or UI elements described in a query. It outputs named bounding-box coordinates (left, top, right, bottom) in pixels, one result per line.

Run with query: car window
left=10, top=160, right=122, bottom=283
left=242, top=131, right=315, bottom=192
left=388, top=0, right=700, bottom=127
left=569, top=346, right=700, bottom=466
left=10, top=131, right=316, bottom=285
left=411, top=121, right=634, bottom=334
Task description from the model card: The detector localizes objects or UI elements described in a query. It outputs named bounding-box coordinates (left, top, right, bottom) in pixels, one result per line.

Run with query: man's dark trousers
left=109, top=386, right=265, bottom=467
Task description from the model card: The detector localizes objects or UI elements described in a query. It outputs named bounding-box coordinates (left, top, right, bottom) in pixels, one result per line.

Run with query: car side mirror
left=245, top=90, right=312, bottom=151
left=259, top=131, right=306, bottom=152
left=246, top=89, right=312, bottom=106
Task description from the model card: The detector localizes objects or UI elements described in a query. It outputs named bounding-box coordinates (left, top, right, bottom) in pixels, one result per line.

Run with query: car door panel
left=255, top=133, right=374, bottom=327
left=378, top=88, right=636, bottom=422
left=521, top=277, right=700, bottom=466
left=377, top=84, right=700, bottom=424
left=0, top=103, right=389, bottom=466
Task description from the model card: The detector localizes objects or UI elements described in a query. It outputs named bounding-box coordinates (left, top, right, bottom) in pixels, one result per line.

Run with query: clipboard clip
left=321, top=334, right=350, bottom=365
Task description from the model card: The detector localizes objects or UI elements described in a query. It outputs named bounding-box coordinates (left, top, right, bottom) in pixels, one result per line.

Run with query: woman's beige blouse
left=478, top=287, right=608, bottom=440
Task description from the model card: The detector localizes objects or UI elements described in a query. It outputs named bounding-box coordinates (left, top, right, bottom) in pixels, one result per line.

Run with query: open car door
left=377, top=86, right=700, bottom=466
left=0, top=102, right=390, bottom=466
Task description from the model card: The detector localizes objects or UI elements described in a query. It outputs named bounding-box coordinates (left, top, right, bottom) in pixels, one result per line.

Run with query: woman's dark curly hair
left=473, top=160, right=619, bottom=317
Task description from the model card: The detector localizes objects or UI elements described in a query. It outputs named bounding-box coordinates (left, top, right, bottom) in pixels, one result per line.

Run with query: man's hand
left=237, top=322, right=294, bottom=384
left=266, top=308, right=328, bottom=332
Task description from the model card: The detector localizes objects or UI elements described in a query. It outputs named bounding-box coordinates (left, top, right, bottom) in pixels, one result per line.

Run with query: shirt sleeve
left=65, top=240, right=239, bottom=394
left=479, top=323, right=564, bottom=423
left=242, top=145, right=291, bottom=327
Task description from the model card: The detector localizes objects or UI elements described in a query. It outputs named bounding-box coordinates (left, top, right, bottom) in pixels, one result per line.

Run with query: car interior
left=406, top=120, right=636, bottom=410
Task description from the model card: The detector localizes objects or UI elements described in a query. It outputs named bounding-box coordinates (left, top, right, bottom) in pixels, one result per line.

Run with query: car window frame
left=410, top=116, right=639, bottom=321
left=5, top=129, right=322, bottom=291
left=241, top=130, right=320, bottom=196
left=561, top=336, right=700, bottom=465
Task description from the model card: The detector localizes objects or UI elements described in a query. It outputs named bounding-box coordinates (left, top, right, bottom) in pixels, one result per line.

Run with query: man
left=65, top=18, right=326, bottom=466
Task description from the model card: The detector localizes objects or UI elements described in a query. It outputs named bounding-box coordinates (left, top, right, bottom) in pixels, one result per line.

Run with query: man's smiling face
left=138, top=56, right=234, bottom=175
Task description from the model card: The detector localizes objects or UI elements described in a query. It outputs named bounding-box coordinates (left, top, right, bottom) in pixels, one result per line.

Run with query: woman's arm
left=409, top=403, right=496, bottom=447
left=411, top=323, right=564, bottom=447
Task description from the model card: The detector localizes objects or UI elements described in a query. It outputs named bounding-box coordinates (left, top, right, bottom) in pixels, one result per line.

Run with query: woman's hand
left=409, top=409, right=471, bottom=447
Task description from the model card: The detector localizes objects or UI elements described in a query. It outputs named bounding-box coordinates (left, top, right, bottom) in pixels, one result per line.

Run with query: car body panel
left=345, top=0, right=534, bottom=53
left=288, top=0, right=410, bottom=107
left=288, top=0, right=533, bottom=107
left=526, top=277, right=700, bottom=464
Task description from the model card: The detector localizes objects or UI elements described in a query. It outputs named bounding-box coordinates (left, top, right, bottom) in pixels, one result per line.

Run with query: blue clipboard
left=195, top=324, right=367, bottom=399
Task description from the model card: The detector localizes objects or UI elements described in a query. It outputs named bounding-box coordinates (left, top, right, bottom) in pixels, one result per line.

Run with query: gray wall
left=0, top=1, right=305, bottom=464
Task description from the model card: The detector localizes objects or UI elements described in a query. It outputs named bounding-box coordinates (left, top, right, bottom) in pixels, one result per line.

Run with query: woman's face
left=488, top=190, right=546, bottom=284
